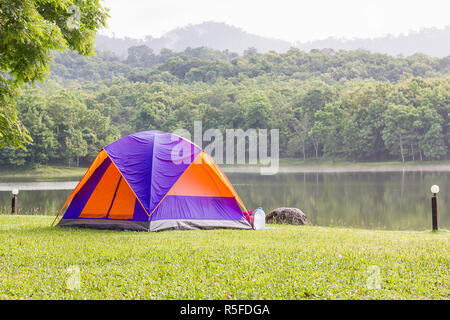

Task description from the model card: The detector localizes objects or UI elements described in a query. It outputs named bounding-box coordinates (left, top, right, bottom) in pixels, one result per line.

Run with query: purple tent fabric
left=150, top=195, right=245, bottom=221
left=149, top=133, right=201, bottom=213
left=57, top=131, right=252, bottom=232
left=104, top=131, right=155, bottom=213
left=104, top=131, right=200, bottom=214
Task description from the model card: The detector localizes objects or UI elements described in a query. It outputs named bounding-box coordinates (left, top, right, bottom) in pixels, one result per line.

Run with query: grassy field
left=0, top=165, right=86, bottom=179
left=222, top=159, right=450, bottom=173
left=0, top=215, right=448, bottom=300
left=276, top=158, right=450, bottom=168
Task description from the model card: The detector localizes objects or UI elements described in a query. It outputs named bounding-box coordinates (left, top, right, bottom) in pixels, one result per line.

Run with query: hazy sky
left=101, top=0, right=450, bottom=42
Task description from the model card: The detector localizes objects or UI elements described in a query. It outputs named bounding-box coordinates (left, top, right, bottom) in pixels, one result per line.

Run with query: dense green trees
left=0, top=45, right=449, bottom=167
left=0, top=88, right=119, bottom=167
left=0, top=0, right=108, bottom=148
left=47, top=46, right=450, bottom=85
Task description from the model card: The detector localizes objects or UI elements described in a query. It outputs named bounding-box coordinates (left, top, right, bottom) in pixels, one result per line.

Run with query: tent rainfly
left=55, top=131, right=252, bottom=232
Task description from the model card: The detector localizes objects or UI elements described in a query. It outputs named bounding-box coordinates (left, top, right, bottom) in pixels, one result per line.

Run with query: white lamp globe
left=430, top=185, right=440, bottom=194
left=12, top=188, right=19, bottom=195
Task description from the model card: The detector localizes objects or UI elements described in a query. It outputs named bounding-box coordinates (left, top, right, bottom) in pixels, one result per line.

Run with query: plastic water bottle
left=253, top=207, right=266, bottom=230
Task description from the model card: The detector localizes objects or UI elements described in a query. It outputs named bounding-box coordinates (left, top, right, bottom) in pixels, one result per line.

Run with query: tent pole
left=50, top=213, right=59, bottom=227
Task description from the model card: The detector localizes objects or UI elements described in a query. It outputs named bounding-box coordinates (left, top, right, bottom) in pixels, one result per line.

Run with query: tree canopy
left=1, top=43, right=449, bottom=166
left=0, top=0, right=108, bottom=148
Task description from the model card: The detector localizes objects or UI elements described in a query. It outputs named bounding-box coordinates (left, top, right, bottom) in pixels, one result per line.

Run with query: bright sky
left=101, top=0, right=450, bottom=42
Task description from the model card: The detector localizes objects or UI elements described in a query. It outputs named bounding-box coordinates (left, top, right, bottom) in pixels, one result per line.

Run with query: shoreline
left=222, top=164, right=450, bottom=173
left=1, top=162, right=450, bottom=179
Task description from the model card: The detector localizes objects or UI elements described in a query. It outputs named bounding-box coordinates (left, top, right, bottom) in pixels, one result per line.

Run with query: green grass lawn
left=0, top=165, right=86, bottom=179
left=223, top=158, right=450, bottom=169
left=277, top=158, right=450, bottom=167
left=0, top=215, right=448, bottom=300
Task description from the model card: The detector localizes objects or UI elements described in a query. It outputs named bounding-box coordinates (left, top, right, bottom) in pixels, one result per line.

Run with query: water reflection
left=0, top=171, right=448, bottom=230
left=228, top=171, right=449, bottom=230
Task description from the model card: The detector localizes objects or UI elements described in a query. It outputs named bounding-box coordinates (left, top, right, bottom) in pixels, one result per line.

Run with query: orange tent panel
left=108, top=178, right=137, bottom=220
left=55, top=149, right=108, bottom=220
left=167, top=151, right=234, bottom=197
left=208, top=154, right=247, bottom=212
left=79, top=163, right=121, bottom=218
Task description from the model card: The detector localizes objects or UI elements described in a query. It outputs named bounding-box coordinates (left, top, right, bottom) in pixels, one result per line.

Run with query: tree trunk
left=419, top=146, right=423, bottom=161
left=311, top=135, right=319, bottom=158
left=302, top=143, right=306, bottom=161
left=77, top=157, right=79, bottom=167
left=399, top=136, right=405, bottom=163
left=411, top=143, right=415, bottom=161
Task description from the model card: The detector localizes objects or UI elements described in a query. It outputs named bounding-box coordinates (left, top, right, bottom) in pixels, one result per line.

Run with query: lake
left=0, top=171, right=448, bottom=230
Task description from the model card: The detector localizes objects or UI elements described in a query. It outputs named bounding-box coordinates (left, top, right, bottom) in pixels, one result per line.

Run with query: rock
left=266, top=207, right=308, bottom=225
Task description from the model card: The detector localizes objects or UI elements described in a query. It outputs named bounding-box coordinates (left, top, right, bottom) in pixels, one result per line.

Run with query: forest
left=1, top=46, right=449, bottom=167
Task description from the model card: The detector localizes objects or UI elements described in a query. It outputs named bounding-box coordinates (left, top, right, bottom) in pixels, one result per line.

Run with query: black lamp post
left=11, top=188, right=19, bottom=214
left=430, top=185, right=439, bottom=231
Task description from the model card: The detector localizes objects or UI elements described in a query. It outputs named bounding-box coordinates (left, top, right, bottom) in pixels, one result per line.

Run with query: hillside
left=96, top=22, right=292, bottom=57
left=296, top=26, right=450, bottom=58
left=1, top=47, right=448, bottom=168
left=95, top=22, right=450, bottom=58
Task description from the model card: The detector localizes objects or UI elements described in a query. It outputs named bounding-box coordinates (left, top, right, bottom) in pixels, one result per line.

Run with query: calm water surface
left=0, top=171, right=448, bottom=230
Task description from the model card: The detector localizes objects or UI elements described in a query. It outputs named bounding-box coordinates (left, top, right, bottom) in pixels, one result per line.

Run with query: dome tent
left=55, top=131, right=252, bottom=232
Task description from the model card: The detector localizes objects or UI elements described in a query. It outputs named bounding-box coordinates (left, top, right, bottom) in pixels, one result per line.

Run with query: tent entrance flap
left=79, top=162, right=121, bottom=219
